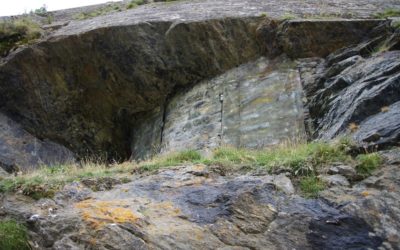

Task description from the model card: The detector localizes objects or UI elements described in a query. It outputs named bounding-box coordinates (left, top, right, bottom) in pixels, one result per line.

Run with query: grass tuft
left=0, top=17, right=42, bottom=56
left=299, top=176, right=326, bottom=198
left=374, top=8, right=400, bottom=18
left=0, top=220, right=29, bottom=250
left=355, top=153, right=382, bottom=177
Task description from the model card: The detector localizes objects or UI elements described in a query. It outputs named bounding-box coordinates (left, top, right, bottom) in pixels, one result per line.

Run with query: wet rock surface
left=1, top=163, right=399, bottom=249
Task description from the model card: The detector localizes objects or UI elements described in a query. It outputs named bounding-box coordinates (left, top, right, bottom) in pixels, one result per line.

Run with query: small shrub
left=0, top=220, right=29, bottom=250
left=300, top=176, right=326, bottom=198
left=356, top=153, right=382, bottom=177
left=33, top=5, right=48, bottom=17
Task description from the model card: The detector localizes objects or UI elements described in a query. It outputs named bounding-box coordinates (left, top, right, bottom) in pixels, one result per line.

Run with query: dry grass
left=0, top=138, right=382, bottom=199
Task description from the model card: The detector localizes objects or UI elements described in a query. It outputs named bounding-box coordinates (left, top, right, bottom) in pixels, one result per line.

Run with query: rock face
left=0, top=0, right=400, bottom=248
left=0, top=16, right=263, bottom=162
left=2, top=164, right=395, bottom=249
left=132, top=57, right=306, bottom=159
left=0, top=11, right=393, bottom=165
left=0, top=112, right=74, bottom=172
left=303, top=41, right=400, bottom=149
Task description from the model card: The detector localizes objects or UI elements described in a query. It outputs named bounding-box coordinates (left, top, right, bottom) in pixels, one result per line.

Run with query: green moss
left=355, top=153, right=382, bottom=177
left=374, top=8, right=400, bottom=18
left=299, top=176, right=326, bottom=198
left=73, top=3, right=123, bottom=20
left=280, top=12, right=297, bottom=20
left=127, top=0, right=146, bottom=9
left=0, top=220, right=29, bottom=250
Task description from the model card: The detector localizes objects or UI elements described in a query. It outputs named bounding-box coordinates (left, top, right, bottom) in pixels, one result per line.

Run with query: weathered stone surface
left=328, top=165, right=357, bottom=180
left=279, top=19, right=389, bottom=58
left=319, top=174, right=350, bottom=187
left=321, top=163, right=400, bottom=249
left=0, top=16, right=264, bottom=161
left=132, top=57, right=306, bottom=158
left=353, top=101, right=400, bottom=148
left=0, top=0, right=398, bottom=163
left=131, top=107, right=164, bottom=161
left=273, top=173, right=295, bottom=194
left=0, top=112, right=75, bottom=172
left=305, top=46, right=400, bottom=148
left=1, top=164, right=393, bottom=249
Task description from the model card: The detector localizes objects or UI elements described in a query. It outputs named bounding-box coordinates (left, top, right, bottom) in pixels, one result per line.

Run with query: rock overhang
left=0, top=0, right=399, bottom=169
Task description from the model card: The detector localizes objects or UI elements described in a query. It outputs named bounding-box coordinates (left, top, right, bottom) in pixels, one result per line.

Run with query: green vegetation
left=0, top=162, right=135, bottom=200
left=374, top=8, right=400, bottom=18
left=0, top=18, right=42, bottom=56
left=280, top=12, right=297, bottom=20
left=138, top=150, right=203, bottom=172
left=0, top=220, right=29, bottom=250
left=127, top=0, right=146, bottom=9
left=32, top=5, right=48, bottom=17
left=74, top=0, right=150, bottom=20
left=299, top=176, right=326, bottom=198
left=0, top=139, right=382, bottom=200
left=199, top=139, right=352, bottom=176
left=356, top=153, right=382, bottom=177
left=73, top=3, right=123, bottom=20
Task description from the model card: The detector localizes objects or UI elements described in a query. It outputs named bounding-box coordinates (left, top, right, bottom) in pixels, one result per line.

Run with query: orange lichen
left=75, top=199, right=139, bottom=229
left=361, top=191, right=370, bottom=197
left=349, top=122, right=359, bottom=133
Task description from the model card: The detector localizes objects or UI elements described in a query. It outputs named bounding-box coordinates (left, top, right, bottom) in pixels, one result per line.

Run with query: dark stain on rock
left=307, top=216, right=383, bottom=250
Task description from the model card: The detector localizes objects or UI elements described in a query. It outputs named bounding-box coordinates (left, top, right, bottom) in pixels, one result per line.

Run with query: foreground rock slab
left=2, top=163, right=399, bottom=249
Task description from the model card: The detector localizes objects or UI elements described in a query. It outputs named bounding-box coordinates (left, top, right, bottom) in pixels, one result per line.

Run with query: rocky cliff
left=1, top=0, right=400, bottom=249
left=0, top=0, right=399, bottom=168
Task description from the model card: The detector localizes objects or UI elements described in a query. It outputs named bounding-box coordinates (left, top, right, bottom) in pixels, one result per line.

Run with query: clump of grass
left=355, top=153, right=382, bottom=177
left=0, top=220, right=30, bottom=250
left=0, top=161, right=136, bottom=199
left=299, top=176, right=326, bottom=198
left=73, top=3, right=123, bottom=20
left=127, top=0, right=146, bottom=9
left=0, top=17, right=42, bottom=56
left=374, top=8, right=400, bottom=18
left=138, top=150, right=203, bottom=172
left=211, top=140, right=351, bottom=176
left=280, top=12, right=297, bottom=20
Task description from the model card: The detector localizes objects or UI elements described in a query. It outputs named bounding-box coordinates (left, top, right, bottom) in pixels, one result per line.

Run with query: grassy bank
left=0, top=139, right=382, bottom=199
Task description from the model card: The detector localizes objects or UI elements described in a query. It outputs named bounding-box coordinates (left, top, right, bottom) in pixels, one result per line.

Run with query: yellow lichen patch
left=361, top=191, right=370, bottom=197
left=349, top=122, right=359, bottom=133
left=381, top=106, right=390, bottom=113
left=75, top=199, right=139, bottom=229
